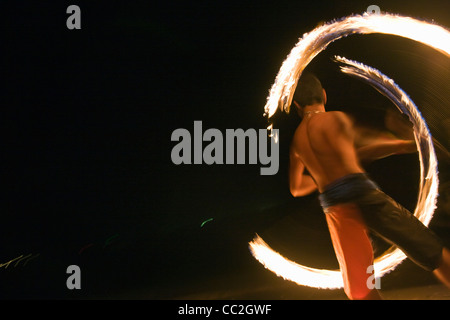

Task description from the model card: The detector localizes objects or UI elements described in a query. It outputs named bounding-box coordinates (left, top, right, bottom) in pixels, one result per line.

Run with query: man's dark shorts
left=318, top=173, right=443, bottom=271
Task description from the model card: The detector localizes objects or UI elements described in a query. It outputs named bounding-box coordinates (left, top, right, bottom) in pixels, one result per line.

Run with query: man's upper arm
left=289, top=147, right=304, bottom=179
left=289, top=146, right=305, bottom=191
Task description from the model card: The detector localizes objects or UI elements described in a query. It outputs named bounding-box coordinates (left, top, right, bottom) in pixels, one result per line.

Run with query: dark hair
left=293, top=73, right=325, bottom=108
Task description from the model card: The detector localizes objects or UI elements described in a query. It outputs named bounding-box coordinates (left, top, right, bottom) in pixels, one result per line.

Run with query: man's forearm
left=290, top=174, right=317, bottom=197
left=357, top=139, right=416, bottom=162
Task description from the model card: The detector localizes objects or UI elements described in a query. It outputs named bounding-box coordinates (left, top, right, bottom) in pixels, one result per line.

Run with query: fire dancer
left=289, top=73, right=450, bottom=300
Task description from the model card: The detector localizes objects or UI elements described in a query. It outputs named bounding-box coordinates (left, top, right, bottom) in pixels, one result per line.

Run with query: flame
left=251, top=12, right=449, bottom=290
left=249, top=234, right=344, bottom=289
left=335, top=55, right=439, bottom=228
left=263, top=13, right=450, bottom=119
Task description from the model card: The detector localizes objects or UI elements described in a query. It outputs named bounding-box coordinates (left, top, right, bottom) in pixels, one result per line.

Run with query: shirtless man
left=289, top=73, right=450, bottom=300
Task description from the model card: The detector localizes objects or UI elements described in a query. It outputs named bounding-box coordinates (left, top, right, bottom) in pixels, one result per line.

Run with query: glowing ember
left=250, top=12, right=449, bottom=290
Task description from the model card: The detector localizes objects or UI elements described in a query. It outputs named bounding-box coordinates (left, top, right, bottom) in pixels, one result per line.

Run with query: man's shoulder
left=322, top=111, right=352, bottom=125
left=324, top=110, right=349, bottom=119
left=317, top=111, right=354, bottom=136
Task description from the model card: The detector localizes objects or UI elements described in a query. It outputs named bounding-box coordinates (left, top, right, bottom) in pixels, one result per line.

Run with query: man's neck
left=303, top=104, right=325, bottom=117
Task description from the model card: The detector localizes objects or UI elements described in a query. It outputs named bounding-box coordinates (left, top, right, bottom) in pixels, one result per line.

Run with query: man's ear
left=293, top=100, right=303, bottom=116
left=322, top=89, right=327, bottom=105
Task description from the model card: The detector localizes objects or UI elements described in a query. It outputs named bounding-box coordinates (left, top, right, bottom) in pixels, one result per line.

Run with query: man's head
left=292, top=73, right=326, bottom=115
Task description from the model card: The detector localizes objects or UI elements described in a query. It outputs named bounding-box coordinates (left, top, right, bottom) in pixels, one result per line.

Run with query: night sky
left=1, top=1, right=449, bottom=299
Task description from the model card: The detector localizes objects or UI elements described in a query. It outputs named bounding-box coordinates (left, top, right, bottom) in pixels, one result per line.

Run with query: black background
left=1, top=0, right=450, bottom=299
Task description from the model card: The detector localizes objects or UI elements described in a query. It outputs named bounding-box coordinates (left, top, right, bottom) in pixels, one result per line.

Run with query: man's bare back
left=290, top=111, right=364, bottom=194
